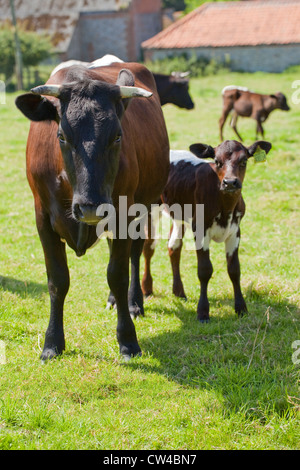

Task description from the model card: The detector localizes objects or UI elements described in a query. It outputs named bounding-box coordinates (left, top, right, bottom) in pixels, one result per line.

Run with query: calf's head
left=271, top=92, right=290, bottom=111
left=15, top=67, right=152, bottom=225
left=190, top=140, right=272, bottom=193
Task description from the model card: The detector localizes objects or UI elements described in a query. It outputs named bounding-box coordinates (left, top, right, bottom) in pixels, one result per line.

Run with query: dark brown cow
left=142, top=139, right=272, bottom=322
left=15, top=62, right=169, bottom=360
left=219, top=85, right=289, bottom=141
left=153, top=73, right=194, bottom=109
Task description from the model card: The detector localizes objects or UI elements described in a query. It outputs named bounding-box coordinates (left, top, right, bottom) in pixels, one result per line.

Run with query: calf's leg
left=196, top=248, right=213, bottom=322
left=219, top=100, right=233, bottom=141
left=142, top=236, right=155, bottom=296
left=226, top=234, right=247, bottom=316
left=168, top=221, right=186, bottom=299
left=230, top=112, right=244, bottom=142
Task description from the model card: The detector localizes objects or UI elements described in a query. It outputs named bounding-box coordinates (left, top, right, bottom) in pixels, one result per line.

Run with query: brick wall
left=68, top=11, right=130, bottom=61
left=67, top=0, right=162, bottom=62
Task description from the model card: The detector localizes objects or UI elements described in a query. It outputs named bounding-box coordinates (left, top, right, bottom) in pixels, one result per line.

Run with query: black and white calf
left=142, top=139, right=272, bottom=322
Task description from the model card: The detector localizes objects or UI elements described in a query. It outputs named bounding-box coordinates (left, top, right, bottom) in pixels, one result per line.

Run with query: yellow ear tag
left=253, top=146, right=267, bottom=163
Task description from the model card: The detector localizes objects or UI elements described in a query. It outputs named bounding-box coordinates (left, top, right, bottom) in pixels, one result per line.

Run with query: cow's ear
left=116, top=69, right=135, bottom=109
left=248, top=140, right=272, bottom=157
left=15, top=93, right=59, bottom=122
left=189, top=143, right=215, bottom=159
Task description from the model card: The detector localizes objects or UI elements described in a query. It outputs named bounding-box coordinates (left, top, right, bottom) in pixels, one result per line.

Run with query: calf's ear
left=248, top=140, right=272, bottom=156
left=189, top=143, right=215, bottom=159
left=15, top=93, right=58, bottom=122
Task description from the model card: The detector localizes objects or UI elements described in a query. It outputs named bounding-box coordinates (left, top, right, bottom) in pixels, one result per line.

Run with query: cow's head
left=271, top=92, right=290, bottom=111
left=16, top=66, right=152, bottom=225
left=189, top=140, right=272, bottom=193
left=169, top=76, right=194, bottom=110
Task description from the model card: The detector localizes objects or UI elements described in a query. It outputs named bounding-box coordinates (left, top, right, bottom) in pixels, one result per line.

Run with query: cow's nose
left=73, top=204, right=102, bottom=225
left=222, top=178, right=241, bottom=191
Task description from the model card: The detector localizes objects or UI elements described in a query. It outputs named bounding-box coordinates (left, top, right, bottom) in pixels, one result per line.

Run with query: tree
left=184, top=0, right=240, bottom=14
left=162, top=0, right=186, bottom=9
left=0, top=27, right=53, bottom=82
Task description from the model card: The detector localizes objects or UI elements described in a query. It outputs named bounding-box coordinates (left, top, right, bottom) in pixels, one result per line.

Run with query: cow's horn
left=31, top=84, right=62, bottom=98
left=119, top=86, right=152, bottom=98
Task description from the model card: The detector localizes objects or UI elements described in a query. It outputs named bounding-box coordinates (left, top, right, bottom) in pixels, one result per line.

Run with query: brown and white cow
left=15, top=62, right=169, bottom=360
left=142, top=139, right=272, bottom=322
left=219, top=85, right=289, bottom=141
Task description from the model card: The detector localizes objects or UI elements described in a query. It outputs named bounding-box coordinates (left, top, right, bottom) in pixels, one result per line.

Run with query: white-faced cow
left=142, top=139, right=272, bottom=322
left=219, top=85, right=289, bottom=141
left=15, top=62, right=170, bottom=360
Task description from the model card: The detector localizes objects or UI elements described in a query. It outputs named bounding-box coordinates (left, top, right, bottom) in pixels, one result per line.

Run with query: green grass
left=0, top=68, right=299, bottom=450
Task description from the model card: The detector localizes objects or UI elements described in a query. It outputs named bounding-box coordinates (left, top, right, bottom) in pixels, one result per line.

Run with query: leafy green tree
left=0, top=27, right=53, bottom=80
left=184, top=0, right=240, bottom=14
left=162, top=0, right=186, bottom=9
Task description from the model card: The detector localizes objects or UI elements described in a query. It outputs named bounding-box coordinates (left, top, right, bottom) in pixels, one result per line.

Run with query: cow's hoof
left=120, top=342, right=142, bottom=360
left=122, top=351, right=142, bottom=362
left=198, top=318, right=210, bottom=324
left=40, top=348, right=61, bottom=362
left=129, top=304, right=144, bottom=319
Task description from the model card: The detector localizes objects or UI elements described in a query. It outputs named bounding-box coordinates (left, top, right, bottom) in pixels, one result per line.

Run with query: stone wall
left=144, top=44, right=300, bottom=73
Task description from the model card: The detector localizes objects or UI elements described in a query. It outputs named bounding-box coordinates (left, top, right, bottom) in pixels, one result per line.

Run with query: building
left=0, top=0, right=162, bottom=62
left=142, top=0, right=300, bottom=73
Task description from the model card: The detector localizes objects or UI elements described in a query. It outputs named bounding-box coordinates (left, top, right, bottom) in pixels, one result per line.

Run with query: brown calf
left=219, top=85, right=289, bottom=141
left=142, top=139, right=272, bottom=322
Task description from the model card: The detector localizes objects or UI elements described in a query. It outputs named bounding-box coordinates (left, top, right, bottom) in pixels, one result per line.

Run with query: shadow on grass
left=125, top=288, right=299, bottom=418
left=0, top=275, right=47, bottom=299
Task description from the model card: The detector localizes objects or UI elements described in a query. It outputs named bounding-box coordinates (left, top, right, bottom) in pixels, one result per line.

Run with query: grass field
left=0, top=67, right=299, bottom=450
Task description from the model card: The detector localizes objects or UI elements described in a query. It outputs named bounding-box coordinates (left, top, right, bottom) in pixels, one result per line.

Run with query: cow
left=50, top=55, right=124, bottom=76
left=51, top=57, right=194, bottom=110
left=219, top=85, right=289, bottom=141
left=141, top=139, right=272, bottom=322
left=152, top=72, right=194, bottom=109
left=15, top=62, right=170, bottom=360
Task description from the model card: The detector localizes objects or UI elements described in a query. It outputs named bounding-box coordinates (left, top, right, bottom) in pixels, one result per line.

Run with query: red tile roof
left=142, top=0, right=300, bottom=49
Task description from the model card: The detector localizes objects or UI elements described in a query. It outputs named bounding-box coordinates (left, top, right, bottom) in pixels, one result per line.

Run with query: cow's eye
left=215, top=159, right=223, bottom=169
left=239, top=159, right=247, bottom=167
left=57, top=132, right=66, bottom=144
left=115, top=135, right=122, bottom=144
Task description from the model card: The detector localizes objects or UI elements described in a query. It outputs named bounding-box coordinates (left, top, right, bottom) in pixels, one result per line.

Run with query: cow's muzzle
left=73, top=204, right=103, bottom=225
left=221, top=178, right=242, bottom=192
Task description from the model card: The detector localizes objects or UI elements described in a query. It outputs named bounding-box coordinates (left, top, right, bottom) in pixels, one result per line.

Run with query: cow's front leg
left=107, top=237, right=141, bottom=358
left=36, top=209, right=70, bottom=360
left=196, top=248, right=213, bottom=322
left=226, top=234, right=247, bottom=316
left=128, top=237, right=145, bottom=317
